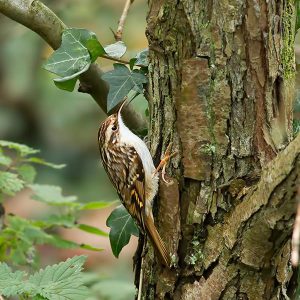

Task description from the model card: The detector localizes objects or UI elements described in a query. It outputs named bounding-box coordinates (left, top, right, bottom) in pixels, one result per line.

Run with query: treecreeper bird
left=97, top=100, right=171, bottom=267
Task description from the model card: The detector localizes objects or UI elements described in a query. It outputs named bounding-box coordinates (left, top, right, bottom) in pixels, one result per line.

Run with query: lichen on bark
left=141, top=0, right=297, bottom=299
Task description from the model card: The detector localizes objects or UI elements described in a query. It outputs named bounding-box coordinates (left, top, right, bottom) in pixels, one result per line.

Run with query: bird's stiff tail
left=144, top=214, right=171, bottom=268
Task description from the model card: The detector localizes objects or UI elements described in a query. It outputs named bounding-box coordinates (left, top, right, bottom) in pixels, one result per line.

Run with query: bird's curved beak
left=117, top=97, right=128, bottom=118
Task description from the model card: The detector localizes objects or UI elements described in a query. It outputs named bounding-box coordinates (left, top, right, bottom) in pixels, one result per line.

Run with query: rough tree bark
left=141, top=1, right=299, bottom=299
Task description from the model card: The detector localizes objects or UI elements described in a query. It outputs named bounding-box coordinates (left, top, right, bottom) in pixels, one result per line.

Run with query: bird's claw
left=153, top=143, right=177, bottom=183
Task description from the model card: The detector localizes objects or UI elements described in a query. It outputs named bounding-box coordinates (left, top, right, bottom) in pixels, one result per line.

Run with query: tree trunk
left=140, top=1, right=298, bottom=299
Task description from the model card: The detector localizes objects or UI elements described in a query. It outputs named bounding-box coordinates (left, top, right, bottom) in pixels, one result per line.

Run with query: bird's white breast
left=118, top=114, right=159, bottom=207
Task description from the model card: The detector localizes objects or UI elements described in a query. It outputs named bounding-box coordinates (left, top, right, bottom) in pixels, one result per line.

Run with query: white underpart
left=118, top=113, right=159, bottom=215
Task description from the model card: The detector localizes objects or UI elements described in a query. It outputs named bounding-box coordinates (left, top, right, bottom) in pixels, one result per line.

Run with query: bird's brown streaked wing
left=120, top=148, right=146, bottom=229
left=99, top=143, right=170, bottom=267
left=120, top=149, right=171, bottom=267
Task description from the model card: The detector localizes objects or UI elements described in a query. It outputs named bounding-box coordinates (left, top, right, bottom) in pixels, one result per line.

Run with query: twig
left=115, top=0, right=134, bottom=41
left=291, top=187, right=300, bottom=266
left=101, top=54, right=144, bottom=68
left=101, top=54, right=131, bottom=65
left=0, top=0, right=147, bottom=131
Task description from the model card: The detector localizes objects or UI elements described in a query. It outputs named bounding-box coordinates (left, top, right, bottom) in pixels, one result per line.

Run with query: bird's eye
left=111, top=124, right=117, bottom=131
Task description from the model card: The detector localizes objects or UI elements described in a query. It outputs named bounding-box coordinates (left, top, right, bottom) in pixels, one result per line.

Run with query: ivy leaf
left=102, top=64, right=147, bottom=112
left=54, top=76, right=79, bottom=92
left=104, top=41, right=126, bottom=58
left=44, top=28, right=105, bottom=79
left=0, top=140, right=39, bottom=157
left=43, top=29, right=91, bottom=78
left=135, top=49, right=149, bottom=66
left=0, top=171, right=24, bottom=196
left=0, top=263, right=26, bottom=296
left=106, top=205, right=139, bottom=258
left=63, top=28, right=106, bottom=62
left=28, top=255, right=89, bottom=300
left=17, top=164, right=37, bottom=184
left=129, top=58, right=137, bottom=70
left=30, top=184, right=78, bottom=206
left=86, top=37, right=106, bottom=62
left=43, top=28, right=106, bottom=91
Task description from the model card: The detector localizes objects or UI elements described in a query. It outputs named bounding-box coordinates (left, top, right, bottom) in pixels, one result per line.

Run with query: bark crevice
left=141, top=0, right=297, bottom=299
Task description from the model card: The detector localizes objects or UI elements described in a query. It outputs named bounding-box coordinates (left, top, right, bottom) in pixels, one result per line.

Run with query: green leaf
left=78, top=224, right=108, bottom=236
left=43, top=28, right=105, bottom=84
left=0, top=140, right=39, bottom=157
left=1, top=216, right=43, bottom=264
left=0, top=171, right=24, bottom=196
left=80, top=200, right=115, bottom=210
left=65, top=28, right=105, bottom=62
left=102, top=64, right=147, bottom=112
left=0, top=263, right=26, bottom=296
left=129, top=58, right=137, bottom=70
left=106, top=205, right=139, bottom=258
left=47, top=235, right=79, bottom=249
left=17, top=164, right=37, bottom=183
left=131, top=69, right=147, bottom=93
left=25, top=157, right=65, bottom=169
left=54, top=76, right=78, bottom=92
left=7, top=215, right=52, bottom=243
left=35, top=214, right=76, bottom=228
left=43, top=29, right=91, bottom=78
left=32, top=296, right=47, bottom=300
left=86, top=37, right=106, bottom=62
left=135, top=49, right=149, bottom=66
left=0, top=149, right=12, bottom=166
left=30, top=184, right=78, bottom=206
left=28, top=255, right=89, bottom=300
left=104, top=41, right=126, bottom=58
left=0, top=256, right=89, bottom=299
left=80, top=244, right=103, bottom=251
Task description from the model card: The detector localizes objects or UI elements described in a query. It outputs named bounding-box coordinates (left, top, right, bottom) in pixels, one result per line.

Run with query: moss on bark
left=140, top=0, right=297, bottom=299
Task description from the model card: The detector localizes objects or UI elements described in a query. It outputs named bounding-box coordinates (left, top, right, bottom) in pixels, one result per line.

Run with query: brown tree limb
left=223, top=133, right=300, bottom=250
left=0, top=0, right=147, bottom=131
left=200, top=134, right=300, bottom=298
left=115, top=0, right=134, bottom=41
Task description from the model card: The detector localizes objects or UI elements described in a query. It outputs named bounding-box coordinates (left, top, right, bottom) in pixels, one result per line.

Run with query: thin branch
left=0, top=0, right=147, bottom=131
left=115, top=0, right=134, bottom=41
left=102, top=54, right=132, bottom=65
left=101, top=54, right=144, bottom=68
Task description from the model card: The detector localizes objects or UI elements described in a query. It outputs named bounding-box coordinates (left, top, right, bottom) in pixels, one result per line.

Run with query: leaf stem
left=100, top=54, right=143, bottom=68
left=101, top=54, right=131, bottom=65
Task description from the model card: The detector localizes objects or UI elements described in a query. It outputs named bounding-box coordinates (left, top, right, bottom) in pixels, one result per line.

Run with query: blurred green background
left=0, top=0, right=148, bottom=299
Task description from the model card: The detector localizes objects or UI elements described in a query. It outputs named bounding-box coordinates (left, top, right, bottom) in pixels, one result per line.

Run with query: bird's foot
left=153, top=143, right=177, bottom=183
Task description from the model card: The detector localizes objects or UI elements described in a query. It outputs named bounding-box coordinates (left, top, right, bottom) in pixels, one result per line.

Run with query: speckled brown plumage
left=98, top=108, right=170, bottom=267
